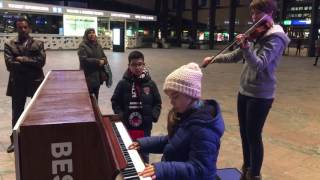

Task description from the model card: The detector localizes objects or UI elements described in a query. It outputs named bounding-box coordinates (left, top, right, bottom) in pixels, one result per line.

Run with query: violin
left=201, top=14, right=273, bottom=68
left=246, top=17, right=273, bottom=41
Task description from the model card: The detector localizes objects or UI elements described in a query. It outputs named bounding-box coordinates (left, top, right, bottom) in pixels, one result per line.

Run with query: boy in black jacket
left=111, top=51, right=162, bottom=163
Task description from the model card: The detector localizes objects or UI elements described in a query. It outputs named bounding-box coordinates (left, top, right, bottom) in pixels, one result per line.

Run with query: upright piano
left=13, top=70, right=151, bottom=180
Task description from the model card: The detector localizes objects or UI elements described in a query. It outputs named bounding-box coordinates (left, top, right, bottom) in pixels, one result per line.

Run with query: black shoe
left=7, top=143, right=14, bottom=153
left=246, top=169, right=262, bottom=180
left=240, top=165, right=249, bottom=180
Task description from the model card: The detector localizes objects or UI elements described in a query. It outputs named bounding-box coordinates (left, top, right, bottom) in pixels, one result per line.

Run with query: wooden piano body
left=13, top=70, right=130, bottom=180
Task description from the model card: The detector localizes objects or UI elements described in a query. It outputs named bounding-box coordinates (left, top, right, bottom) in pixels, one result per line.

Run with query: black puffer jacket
left=111, top=69, right=162, bottom=133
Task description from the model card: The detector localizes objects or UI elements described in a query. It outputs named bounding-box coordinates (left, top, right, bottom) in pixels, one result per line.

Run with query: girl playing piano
left=129, top=63, right=225, bottom=180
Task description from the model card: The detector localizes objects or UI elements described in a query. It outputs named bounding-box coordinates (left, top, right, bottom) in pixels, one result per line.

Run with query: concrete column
left=161, top=0, right=169, bottom=40
left=176, top=0, right=184, bottom=46
left=228, top=0, right=237, bottom=50
left=191, top=0, right=198, bottom=45
left=154, top=0, right=161, bottom=41
left=308, top=0, right=319, bottom=57
left=278, top=0, right=287, bottom=23
left=209, top=0, right=218, bottom=49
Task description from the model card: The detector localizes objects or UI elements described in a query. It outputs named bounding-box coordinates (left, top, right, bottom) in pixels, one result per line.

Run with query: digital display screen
left=113, top=28, right=120, bottom=45
left=63, top=15, right=97, bottom=36
left=198, top=32, right=205, bottom=40
left=126, top=29, right=133, bottom=37
left=292, top=19, right=311, bottom=25
left=283, top=19, right=311, bottom=26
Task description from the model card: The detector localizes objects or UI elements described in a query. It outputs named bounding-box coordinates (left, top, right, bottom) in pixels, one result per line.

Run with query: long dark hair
left=167, top=109, right=180, bottom=137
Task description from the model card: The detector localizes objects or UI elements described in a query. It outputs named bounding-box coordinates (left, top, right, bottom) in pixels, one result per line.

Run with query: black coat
left=4, top=37, right=46, bottom=97
left=111, top=70, right=162, bottom=132
left=78, top=41, right=109, bottom=89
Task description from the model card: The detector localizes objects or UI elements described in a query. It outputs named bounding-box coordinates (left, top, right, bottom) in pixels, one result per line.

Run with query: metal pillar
left=176, top=0, right=184, bottom=46
left=209, top=0, right=217, bottom=49
left=228, top=0, right=237, bottom=50
left=191, top=0, right=198, bottom=47
left=154, top=0, right=161, bottom=41
left=161, top=0, right=168, bottom=40
left=308, top=0, right=319, bottom=57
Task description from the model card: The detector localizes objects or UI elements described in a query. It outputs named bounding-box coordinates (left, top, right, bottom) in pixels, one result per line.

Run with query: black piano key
left=112, top=122, right=142, bottom=179
left=123, top=168, right=137, bottom=174
left=122, top=171, right=138, bottom=176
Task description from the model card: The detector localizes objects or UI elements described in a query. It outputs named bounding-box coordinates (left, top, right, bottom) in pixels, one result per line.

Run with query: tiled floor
left=0, top=48, right=319, bottom=180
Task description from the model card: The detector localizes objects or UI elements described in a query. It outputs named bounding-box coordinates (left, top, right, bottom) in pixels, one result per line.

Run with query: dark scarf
left=127, top=68, right=149, bottom=140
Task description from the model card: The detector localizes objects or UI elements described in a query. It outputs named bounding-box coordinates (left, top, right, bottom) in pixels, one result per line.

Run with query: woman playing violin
left=202, top=0, right=290, bottom=179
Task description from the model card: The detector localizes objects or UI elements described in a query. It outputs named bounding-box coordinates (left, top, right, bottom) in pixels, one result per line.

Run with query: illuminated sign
left=8, top=4, right=24, bottom=9
left=8, top=3, right=49, bottom=11
left=82, top=10, right=104, bottom=16
left=111, top=13, right=131, bottom=18
left=134, top=15, right=154, bottom=20
left=283, top=19, right=311, bottom=26
left=63, top=15, right=97, bottom=36
left=292, top=19, right=311, bottom=25
left=284, top=20, right=291, bottom=25
left=66, top=9, right=104, bottom=16
left=52, top=7, right=63, bottom=13
left=113, top=28, right=121, bottom=45
left=1, top=1, right=156, bottom=21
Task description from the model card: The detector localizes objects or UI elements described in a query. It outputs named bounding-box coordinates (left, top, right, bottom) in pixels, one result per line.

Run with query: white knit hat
left=163, top=62, right=202, bottom=98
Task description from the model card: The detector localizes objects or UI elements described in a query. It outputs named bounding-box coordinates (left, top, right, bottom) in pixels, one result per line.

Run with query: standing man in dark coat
left=4, top=18, right=46, bottom=153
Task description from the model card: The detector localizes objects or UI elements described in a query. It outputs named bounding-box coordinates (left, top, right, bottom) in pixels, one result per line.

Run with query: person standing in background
left=4, top=17, right=46, bottom=153
left=78, top=28, right=112, bottom=100
left=314, top=38, right=320, bottom=66
left=296, top=37, right=303, bottom=56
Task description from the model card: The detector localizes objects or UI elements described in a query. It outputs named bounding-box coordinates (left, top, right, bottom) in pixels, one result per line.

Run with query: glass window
left=98, top=17, right=110, bottom=36
left=0, top=12, right=62, bottom=34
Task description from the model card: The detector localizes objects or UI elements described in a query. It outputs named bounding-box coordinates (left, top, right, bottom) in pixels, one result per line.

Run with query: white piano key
left=115, top=122, right=152, bottom=180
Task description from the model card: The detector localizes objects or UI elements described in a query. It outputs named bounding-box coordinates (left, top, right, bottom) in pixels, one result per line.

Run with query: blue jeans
left=237, top=93, right=273, bottom=176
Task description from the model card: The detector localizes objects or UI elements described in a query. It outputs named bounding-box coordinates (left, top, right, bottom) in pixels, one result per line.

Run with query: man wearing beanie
left=128, top=62, right=225, bottom=180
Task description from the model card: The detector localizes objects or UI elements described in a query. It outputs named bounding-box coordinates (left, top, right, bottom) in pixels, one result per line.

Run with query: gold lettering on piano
left=51, top=142, right=73, bottom=180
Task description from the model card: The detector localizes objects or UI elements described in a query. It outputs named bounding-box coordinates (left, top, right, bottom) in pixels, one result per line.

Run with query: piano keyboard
left=113, top=122, right=152, bottom=180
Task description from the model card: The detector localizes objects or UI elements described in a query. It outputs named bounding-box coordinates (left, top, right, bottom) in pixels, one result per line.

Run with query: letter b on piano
left=51, top=142, right=74, bottom=180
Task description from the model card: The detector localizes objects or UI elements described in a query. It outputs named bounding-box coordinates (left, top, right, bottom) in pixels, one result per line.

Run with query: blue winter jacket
left=137, top=99, right=225, bottom=180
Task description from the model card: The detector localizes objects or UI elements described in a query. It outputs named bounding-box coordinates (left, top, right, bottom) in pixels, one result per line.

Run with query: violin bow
left=201, top=14, right=269, bottom=68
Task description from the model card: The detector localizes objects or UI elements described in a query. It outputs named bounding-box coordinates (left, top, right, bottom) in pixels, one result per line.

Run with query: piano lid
left=21, top=70, right=96, bottom=126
